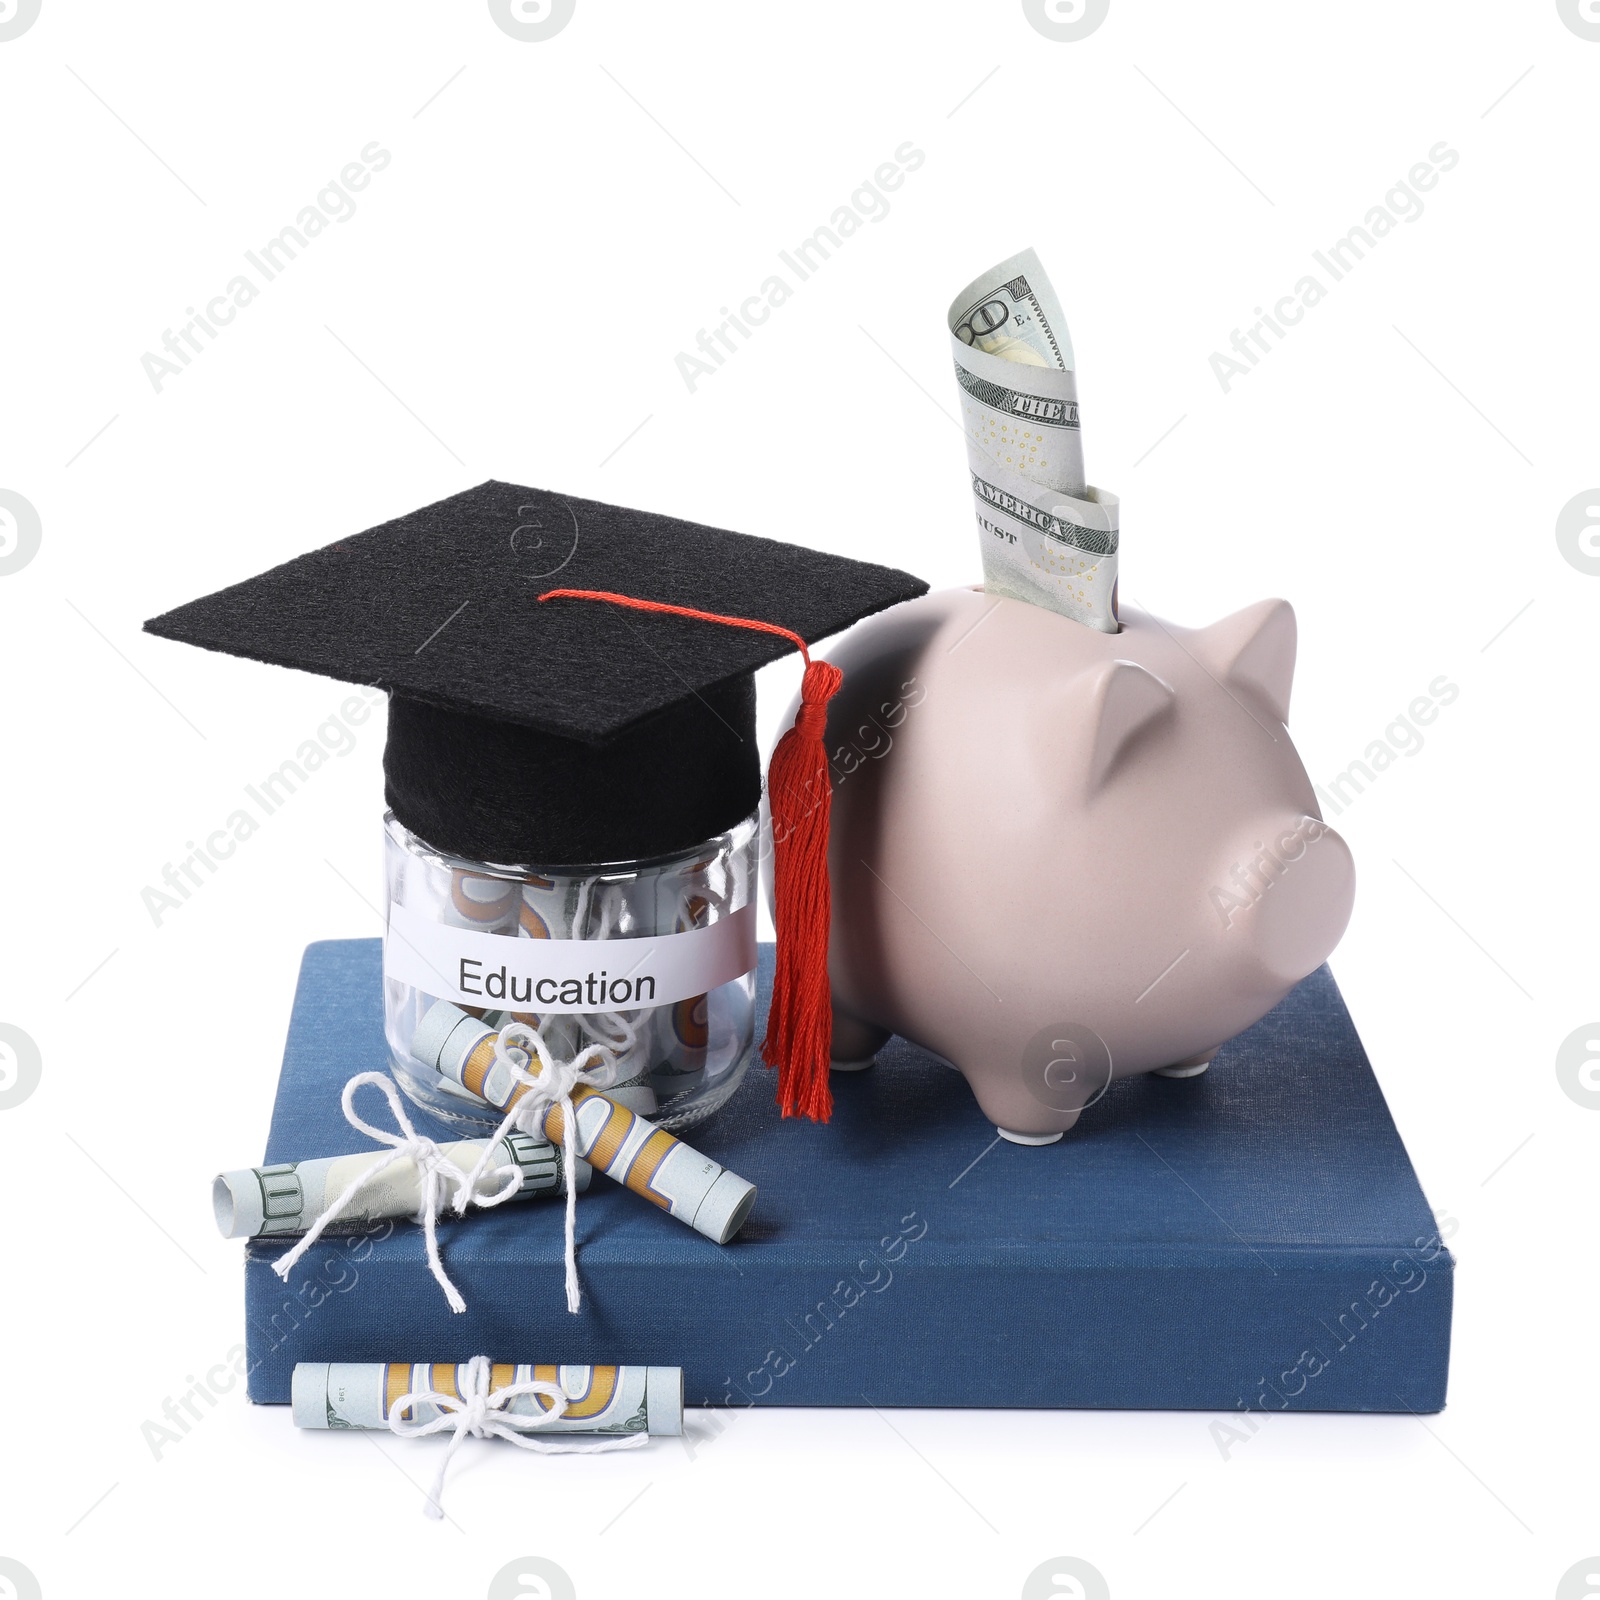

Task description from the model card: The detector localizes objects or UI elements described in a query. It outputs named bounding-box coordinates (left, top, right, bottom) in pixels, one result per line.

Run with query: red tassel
left=762, top=653, right=843, bottom=1120
left=538, top=587, right=844, bottom=1121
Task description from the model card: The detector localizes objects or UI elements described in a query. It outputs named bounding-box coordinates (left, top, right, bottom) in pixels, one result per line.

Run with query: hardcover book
left=244, top=940, right=1452, bottom=1413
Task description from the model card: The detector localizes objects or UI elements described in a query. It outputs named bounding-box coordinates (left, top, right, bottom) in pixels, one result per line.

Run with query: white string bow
left=272, top=1070, right=520, bottom=1313
left=391, top=1354, right=647, bottom=1518
left=458, top=1023, right=618, bottom=1313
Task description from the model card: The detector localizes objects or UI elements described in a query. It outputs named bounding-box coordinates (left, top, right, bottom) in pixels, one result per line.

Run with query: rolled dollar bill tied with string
left=949, top=246, right=1119, bottom=632
left=213, top=1129, right=589, bottom=1240
left=292, top=1359, right=682, bottom=1436
left=410, top=1001, right=756, bottom=1244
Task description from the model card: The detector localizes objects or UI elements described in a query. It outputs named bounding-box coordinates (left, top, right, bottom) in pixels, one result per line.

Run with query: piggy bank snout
left=1216, top=816, right=1355, bottom=987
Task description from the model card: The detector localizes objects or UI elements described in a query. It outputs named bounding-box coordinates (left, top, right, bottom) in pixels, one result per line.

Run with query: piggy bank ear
left=1086, top=659, right=1176, bottom=792
left=1197, top=598, right=1297, bottom=725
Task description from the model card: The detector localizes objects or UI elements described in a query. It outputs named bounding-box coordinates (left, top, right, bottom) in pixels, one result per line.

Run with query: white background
left=1, top=3, right=1594, bottom=1597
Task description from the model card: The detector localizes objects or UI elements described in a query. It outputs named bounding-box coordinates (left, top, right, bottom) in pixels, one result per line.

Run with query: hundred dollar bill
left=410, top=1001, right=757, bottom=1244
left=949, top=247, right=1119, bottom=632
left=213, top=1129, right=589, bottom=1240
left=293, top=1360, right=683, bottom=1436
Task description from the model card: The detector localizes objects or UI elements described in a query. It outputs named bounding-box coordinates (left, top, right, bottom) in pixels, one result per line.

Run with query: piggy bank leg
left=996, top=1123, right=1072, bottom=1147
left=956, top=1067, right=1082, bottom=1145
left=1153, top=1047, right=1218, bottom=1080
left=831, top=1009, right=891, bottom=1072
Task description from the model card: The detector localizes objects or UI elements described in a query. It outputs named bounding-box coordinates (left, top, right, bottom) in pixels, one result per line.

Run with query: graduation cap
left=145, top=479, right=928, bottom=1120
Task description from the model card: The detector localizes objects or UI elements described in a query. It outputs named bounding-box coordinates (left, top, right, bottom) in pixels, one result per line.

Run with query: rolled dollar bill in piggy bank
left=812, top=588, right=1356, bottom=1143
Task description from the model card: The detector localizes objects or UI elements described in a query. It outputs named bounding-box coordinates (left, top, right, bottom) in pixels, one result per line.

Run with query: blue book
left=244, top=940, right=1452, bottom=1412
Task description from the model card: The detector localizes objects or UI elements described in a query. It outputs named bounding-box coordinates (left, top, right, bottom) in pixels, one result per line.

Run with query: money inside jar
left=381, top=813, right=760, bottom=1132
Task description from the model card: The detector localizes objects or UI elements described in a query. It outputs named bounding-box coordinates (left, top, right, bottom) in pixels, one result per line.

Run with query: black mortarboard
left=144, top=480, right=928, bottom=866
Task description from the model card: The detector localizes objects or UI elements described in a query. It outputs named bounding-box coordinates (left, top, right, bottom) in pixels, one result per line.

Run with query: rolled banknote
left=410, top=1001, right=756, bottom=1244
left=444, top=869, right=520, bottom=935
left=949, top=246, right=1119, bottom=632
left=213, top=1129, right=589, bottom=1240
left=293, top=1360, right=683, bottom=1436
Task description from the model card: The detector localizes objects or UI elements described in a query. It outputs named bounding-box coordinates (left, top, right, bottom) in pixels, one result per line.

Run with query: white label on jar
left=384, top=900, right=758, bottom=1013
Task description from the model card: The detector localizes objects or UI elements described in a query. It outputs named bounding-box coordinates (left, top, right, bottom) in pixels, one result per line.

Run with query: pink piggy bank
left=816, top=588, right=1356, bottom=1143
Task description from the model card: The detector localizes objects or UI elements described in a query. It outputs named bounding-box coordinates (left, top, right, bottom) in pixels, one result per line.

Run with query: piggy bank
left=817, top=588, right=1355, bottom=1143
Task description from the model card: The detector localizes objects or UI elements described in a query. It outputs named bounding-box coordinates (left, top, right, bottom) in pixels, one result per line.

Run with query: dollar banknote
left=949, top=247, right=1119, bottom=632
left=213, top=1128, right=588, bottom=1239
left=292, top=1360, right=683, bottom=1436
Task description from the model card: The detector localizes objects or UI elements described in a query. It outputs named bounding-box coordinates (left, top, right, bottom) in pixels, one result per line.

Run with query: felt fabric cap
left=144, top=480, right=928, bottom=864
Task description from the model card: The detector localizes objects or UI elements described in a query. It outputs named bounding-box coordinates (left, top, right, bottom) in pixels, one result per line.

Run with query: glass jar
left=382, top=810, right=759, bottom=1133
